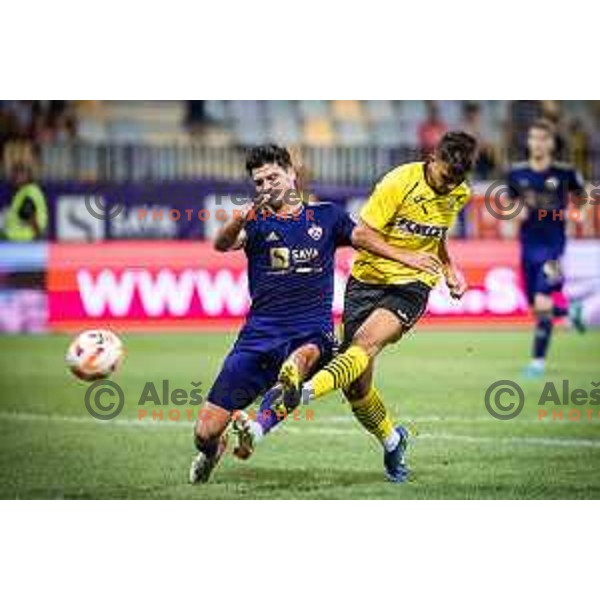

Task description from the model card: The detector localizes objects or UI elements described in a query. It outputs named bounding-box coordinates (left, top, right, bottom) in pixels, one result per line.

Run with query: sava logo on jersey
left=269, top=246, right=320, bottom=271
left=293, top=247, right=319, bottom=263
left=394, top=217, right=448, bottom=239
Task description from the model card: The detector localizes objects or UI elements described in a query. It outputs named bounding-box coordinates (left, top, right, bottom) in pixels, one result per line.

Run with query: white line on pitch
left=1, top=411, right=600, bottom=448
left=318, top=414, right=600, bottom=425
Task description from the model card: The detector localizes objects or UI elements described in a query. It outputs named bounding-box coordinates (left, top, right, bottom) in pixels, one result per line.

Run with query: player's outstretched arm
left=351, top=219, right=442, bottom=276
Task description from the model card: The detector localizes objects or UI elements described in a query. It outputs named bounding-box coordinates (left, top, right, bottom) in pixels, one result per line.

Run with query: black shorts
left=341, top=277, right=431, bottom=348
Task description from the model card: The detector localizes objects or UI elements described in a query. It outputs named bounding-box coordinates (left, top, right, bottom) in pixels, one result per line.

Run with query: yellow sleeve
left=456, top=185, right=471, bottom=212
left=360, top=168, right=407, bottom=231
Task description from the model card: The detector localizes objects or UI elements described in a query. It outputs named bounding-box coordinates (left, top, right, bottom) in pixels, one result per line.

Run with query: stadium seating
left=76, top=101, right=188, bottom=145
left=72, top=100, right=512, bottom=149
left=303, top=117, right=335, bottom=146
left=19, top=100, right=585, bottom=184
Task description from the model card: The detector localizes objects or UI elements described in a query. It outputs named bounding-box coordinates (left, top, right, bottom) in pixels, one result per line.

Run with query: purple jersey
left=206, top=201, right=355, bottom=412
left=243, top=201, right=354, bottom=333
left=507, top=161, right=584, bottom=261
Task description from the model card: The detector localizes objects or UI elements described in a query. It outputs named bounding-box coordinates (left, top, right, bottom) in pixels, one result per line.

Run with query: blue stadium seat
left=77, top=119, right=108, bottom=143
left=264, top=100, right=296, bottom=121
left=106, top=120, right=143, bottom=144
left=298, top=100, right=329, bottom=119
left=438, top=100, right=462, bottom=128
left=401, top=101, right=427, bottom=124
left=267, top=117, right=301, bottom=145
left=234, top=120, right=269, bottom=146
left=205, top=100, right=228, bottom=122
left=364, top=100, right=396, bottom=123
left=337, top=121, right=370, bottom=145
left=229, top=100, right=264, bottom=122
left=372, top=121, right=403, bottom=147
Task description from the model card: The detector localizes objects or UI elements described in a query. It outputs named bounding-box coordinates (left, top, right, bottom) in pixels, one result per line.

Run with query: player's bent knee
left=534, top=294, right=553, bottom=315
left=194, top=402, right=230, bottom=442
left=533, top=306, right=553, bottom=320
left=351, top=313, right=405, bottom=357
left=350, top=333, right=383, bottom=358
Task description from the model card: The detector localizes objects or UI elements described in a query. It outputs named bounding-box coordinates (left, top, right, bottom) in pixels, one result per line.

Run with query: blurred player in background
left=264, top=132, right=478, bottom=482
left=190, top=145, right=356, bottom=483
left=507, top=119, right=587, bottom=378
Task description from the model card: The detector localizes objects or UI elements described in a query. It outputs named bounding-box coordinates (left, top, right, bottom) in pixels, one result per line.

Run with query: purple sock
left=256, top=408, right=282, bottom=434
left=256, top=386, right=286, bottom=435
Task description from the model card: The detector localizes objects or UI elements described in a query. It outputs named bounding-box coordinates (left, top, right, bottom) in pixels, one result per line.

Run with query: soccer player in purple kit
left=507, top=119, right=587, bottom=378
left=189, top=145, right=356, bottom=483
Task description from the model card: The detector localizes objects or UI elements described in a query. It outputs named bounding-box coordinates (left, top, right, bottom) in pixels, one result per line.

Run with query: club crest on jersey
left=307, top=224, right=323, bottom=241
left=545, top=177, right=559, bottom=190
left=447, top=195, right=463, bottom=209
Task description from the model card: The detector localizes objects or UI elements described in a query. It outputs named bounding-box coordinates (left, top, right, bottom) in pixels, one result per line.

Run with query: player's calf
left=343, top=366, right=409, bottom=482
left=524, top=295, right=554, bottom=377
left=303, top=309, right=403, bottom=401
left=190, top=402, right=230, bottom=484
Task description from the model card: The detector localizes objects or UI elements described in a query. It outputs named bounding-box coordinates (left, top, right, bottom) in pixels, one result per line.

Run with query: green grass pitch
left=0, top=329, right=599, bottom=499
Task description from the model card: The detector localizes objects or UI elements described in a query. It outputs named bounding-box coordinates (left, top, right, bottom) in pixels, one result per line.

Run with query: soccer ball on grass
left=65, top=329, right=124, bottom=382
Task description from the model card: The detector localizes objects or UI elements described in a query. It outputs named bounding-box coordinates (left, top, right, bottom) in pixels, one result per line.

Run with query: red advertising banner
left=47, top=240, right=533, bottom=332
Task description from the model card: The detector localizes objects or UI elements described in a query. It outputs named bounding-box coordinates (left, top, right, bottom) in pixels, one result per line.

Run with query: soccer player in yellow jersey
left=232, top=131, right=478, bottom=482
left=304, top=131, right=477, bottom=482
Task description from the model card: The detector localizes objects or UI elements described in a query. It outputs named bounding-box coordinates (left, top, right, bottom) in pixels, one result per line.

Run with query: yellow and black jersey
left=352, top=161, right=471, bottom=288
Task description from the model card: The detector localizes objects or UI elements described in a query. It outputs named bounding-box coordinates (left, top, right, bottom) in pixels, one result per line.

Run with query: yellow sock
left=349, top=387, right=395, bottom=445
left=309, top=345, right=370, bottom=399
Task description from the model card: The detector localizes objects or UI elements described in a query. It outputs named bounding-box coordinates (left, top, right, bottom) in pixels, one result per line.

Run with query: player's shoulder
left=454, top=180, right=471, bottom=200
left=372, top=162, right=423, bottom=198
left=381, top=161, right=423, bottom=186
left=551, top=160, right=578, bottom=174
left=305, top=200, right=346, bottom=221
left=508, top=161, right=530, bottom=175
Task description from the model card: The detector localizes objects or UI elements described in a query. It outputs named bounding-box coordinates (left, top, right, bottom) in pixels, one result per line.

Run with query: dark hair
left=529, top=118, right=556, bottom=136
left=435, top=131, right=478, bottom=179
left=245, top=144, right=293, bottom=176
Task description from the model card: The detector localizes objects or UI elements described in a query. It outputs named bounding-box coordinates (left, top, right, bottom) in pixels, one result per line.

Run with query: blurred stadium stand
left=1, top=101, right=599, bottom=333
left=2, top=100, right=600, bottom=184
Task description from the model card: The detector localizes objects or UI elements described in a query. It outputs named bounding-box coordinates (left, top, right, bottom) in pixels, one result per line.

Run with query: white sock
left=383, top=429, right=401, bottom=452
left=248, top=419, right=264, bottom=443
left=531, top=358, right=545, bottom=369
left=301, top=383, right=314, bottom=405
